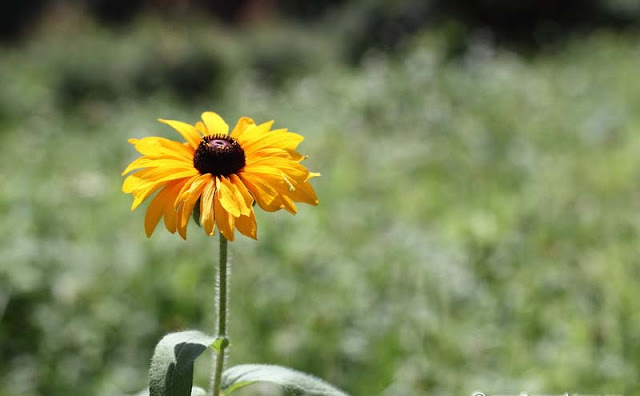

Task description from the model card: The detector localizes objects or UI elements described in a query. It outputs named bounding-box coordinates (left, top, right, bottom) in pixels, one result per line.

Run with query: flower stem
left=212, top=234, right=229, bottom=396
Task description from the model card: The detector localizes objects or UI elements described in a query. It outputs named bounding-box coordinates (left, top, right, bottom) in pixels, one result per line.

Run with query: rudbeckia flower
left=122, top=111, right=319, bottom=241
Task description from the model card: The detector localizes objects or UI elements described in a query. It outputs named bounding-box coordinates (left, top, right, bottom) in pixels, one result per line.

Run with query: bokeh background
left=2, top=1, right=640, bottom=395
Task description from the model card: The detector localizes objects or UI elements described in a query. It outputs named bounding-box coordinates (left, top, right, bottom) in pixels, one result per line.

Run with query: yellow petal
left=144, top=180, right=181, bottom=237
left=121, top=156, right=192, bottom=176
left=126, top=169, right=192, bottom=211
left=201, top=112, right=229, bottom=135
left=241, top=167, right=316, bottom=212
left=162, top=183, right=184, bottom=234
left=241, top=129, right=304, bottom=156
left=179, top=174, right=211, bottom=229
left=130, top=183, right=164, bottom=211
left=195, top=121, right=207, bottom=136
left=243, top=160, right=310, bottom=182
left=217, top=176, right=243, bottom=218
left=245, top=147, right=305, bottom=163
left=229, top=174, right=254, bottom=215
left=280, top=195, right=298, bottom=214
left=129, top=137, right=193, bottom=159
left=200, top=179, right=216, bottom=236
left=143, top=190, right=168, bottom=238
left=226, top=179, right=250, bottom=216
left=125, top=173, right=197, bottom=212
left=122, top=168, right=153, bottom=193
left=256, top=120, right=275, bottom=133
left=158, top=119, right=202, bottom=149
left=240, top=167, right=291, bottom=193
left=238, top=172, right=280, bottom=211
left=124, top=168, right=196, bottom=195
left=214, top=191, right=235, bottom=241
left=235, top=208, right=257, bottom=239
left=240, top=175, right=297, bottom=213
left=286, top=176, right=319, bottom=205
left=176, top=203, right=188, bottom=240
left=174, top=175, right=199, bottom=208
left=234, top=120, right=272, bottom=144
left=178, top=173, right=211, bottom=204
left=230, top=116, right=256, bottom=139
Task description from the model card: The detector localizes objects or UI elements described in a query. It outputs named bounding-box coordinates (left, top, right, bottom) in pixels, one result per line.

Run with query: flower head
left=122, top=111, right=319, bottom=241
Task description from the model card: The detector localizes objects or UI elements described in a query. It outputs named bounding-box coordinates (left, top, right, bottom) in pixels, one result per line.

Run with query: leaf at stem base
left=221, top=364, right=351, bottom=396
left=149, top=330, right=215, bottom=396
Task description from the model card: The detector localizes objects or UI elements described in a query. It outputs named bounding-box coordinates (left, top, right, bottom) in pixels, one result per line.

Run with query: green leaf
left=134, top=386, right=207, bottom=396
left=149, top=330, right=215, bottom=396
left=221, top=364, right=351, bottom=396
left=192, top=198, right=201, bottom=227
left=212, top=336, right=229, bottom=353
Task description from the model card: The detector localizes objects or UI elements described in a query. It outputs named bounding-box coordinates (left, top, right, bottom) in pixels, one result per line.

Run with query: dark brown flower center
left=193, top=134, right=245, bottom=176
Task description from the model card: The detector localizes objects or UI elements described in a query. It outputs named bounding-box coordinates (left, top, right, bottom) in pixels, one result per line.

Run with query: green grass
left=1, top=14, right=640, bottom=396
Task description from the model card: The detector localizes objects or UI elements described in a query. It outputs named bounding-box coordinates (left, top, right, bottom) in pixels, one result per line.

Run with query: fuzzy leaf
left=189, top=387, right=207, bottom=396
left=134, top=386, right=207, bottom=396
left=149, top=330, right=215, bottom=396
left=221, top=364, right=350, bottom=396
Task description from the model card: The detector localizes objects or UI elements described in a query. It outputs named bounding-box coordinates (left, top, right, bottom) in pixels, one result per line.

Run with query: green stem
left=212, top=235, right=229, bottom=396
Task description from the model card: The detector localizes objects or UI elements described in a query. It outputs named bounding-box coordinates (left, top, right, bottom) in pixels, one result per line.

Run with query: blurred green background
left=2, top=1, right=640, bottom=395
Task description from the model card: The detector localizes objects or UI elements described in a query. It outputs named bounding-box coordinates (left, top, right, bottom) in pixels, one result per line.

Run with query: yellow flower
left=122, top=111, right=319, bottom=241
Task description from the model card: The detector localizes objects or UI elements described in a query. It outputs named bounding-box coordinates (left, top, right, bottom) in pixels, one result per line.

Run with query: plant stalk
left=212, top=234, right=229, bottom=396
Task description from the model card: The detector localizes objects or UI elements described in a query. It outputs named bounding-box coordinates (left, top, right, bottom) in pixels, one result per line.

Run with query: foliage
left=1, top=13, right=640, bottom=396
